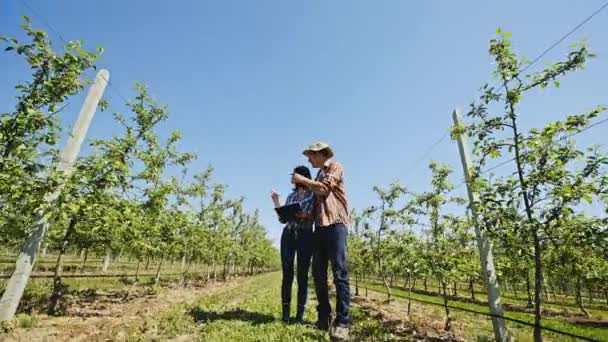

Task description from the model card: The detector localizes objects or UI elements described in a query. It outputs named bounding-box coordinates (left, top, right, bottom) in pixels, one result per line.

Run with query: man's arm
left=294, top=163, right=342, bottom=196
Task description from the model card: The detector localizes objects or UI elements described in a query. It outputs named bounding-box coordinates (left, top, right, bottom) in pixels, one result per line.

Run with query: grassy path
left=151, top=272, right=406, bottom=341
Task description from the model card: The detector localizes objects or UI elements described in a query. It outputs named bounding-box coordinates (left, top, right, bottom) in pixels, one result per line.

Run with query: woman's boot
left=294, top=305, right=305, bottom=324
left=282, top=303, right=290, bottom=323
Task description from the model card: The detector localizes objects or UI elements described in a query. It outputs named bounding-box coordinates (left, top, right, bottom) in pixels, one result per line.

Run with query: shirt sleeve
left=317, top=162, right=343, bottom=196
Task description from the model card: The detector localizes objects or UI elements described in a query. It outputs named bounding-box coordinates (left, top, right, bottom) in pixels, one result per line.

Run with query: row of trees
left=0, top=18, right=279, bottom=317
left=348, top=31, right=608, bottom=341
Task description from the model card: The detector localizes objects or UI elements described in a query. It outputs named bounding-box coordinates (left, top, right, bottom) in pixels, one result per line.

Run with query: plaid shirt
left=313, top=159, right=350, bottom=227
left=283, top=190, right=315, bottom=228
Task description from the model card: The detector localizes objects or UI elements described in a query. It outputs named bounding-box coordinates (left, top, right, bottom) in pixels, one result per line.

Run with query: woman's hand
left=271, top=189, right=281, bottom=208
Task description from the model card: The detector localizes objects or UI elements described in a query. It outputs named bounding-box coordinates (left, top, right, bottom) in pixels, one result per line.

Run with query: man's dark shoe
left=331, top=325, right=350, bottom=341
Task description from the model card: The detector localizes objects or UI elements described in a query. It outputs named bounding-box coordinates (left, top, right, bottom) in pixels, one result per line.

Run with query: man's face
left=307, top=152, right=324, bottom=168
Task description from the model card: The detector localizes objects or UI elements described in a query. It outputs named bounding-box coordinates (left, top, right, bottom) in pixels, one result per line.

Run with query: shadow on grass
left=190, top=307, right=275, bottom=326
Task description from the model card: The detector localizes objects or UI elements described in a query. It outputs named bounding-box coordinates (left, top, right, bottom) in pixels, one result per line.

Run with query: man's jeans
left=312, top=223, right=350, bottom=326
left=281, top=225, right=313, bottom=316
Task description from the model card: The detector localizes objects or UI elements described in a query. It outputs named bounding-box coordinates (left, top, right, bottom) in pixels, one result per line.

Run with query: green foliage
left=463, top=30, right=608, bottom=338
left=0, top=19, right=279, bottom=313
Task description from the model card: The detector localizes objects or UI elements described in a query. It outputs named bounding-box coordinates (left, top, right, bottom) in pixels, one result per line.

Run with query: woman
left=271, top=165, right=315, bottom=324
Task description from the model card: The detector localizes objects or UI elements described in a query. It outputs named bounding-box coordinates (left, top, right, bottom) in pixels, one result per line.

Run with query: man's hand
left=292, top=173, right=308, bottom=186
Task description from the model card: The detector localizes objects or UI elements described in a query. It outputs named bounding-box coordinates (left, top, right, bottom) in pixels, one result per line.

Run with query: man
left=292, top=142, right=350, bottom=340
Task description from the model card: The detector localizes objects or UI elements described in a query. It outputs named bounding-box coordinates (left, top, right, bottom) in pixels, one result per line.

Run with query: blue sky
left=1, top=0, right=607, bottom=246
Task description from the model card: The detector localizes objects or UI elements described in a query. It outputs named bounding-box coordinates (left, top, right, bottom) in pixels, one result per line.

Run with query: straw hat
left=302, top=142, right=334, bottom=158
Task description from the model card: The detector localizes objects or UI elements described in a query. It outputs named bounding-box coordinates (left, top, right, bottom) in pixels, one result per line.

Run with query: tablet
left=274, top=202, right=302, bottom=222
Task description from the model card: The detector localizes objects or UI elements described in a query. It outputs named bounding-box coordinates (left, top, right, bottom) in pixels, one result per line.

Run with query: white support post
left=452, top=109, right=510, bottom=342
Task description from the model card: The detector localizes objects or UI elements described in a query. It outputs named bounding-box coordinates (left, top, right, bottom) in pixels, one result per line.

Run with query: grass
left=5, top=264, right=604, bottom=341
left=392, top=276, right=608, bottom=312
left=131, top=272, right=398, bottom=341
left=359, top=279, right=608, bottom=341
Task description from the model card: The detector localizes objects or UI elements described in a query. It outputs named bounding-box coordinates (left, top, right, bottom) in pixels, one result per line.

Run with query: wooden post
left=452, top=109, right=510, bottom=341
left=0, top=70, right=109, bottom=321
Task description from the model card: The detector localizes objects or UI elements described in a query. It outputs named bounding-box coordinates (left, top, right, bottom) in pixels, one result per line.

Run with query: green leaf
left=582, top=194, right=593, bottom=204
left=22, top=15, right=31, bottom=23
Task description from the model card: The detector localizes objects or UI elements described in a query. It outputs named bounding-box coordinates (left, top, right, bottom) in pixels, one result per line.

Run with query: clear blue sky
left=1, top=0, right=607, bottom=246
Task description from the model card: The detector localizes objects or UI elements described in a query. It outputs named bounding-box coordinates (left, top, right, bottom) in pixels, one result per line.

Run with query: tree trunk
left=407, top=273, right=412, bottom=316
left=424, top=276, right=428, bottom=292
left=575, top=274, right=590, bottom=317
left=181, top=254, right=186, bottom=271
left=181, top=258, right=191, bottom=287
left=441, top=281, right=452, bottom=331
left=470, top=279, right=476, bottom=300
left=355, top=273, right=359, bottom=296
left=122, top=263, right=141, bottom=302
left=548, top=281, right=556, bottom=303
left=135, top=260, right=141, bottom=283
left=101, top=248, right=111, bottom=273
left=212, top=258, right=217, bottom=282
left=222, top=258, right=228, bottom=281
left=80, top=248, right=89, bottom=273
left=533, top=234, right=543, bottom=342
left=526, top=273, right=533, bottom=308
left=144, top=255, right=150, bottom=271
left=453, top=281, right=457, bottom=297
left=382, top=274, right=392, bottom=303
left=48, top=217, right=77, bottom=315
left=154, top=256, right=163, bottom=286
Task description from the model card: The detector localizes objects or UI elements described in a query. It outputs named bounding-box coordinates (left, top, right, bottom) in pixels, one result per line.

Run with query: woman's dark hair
left=293, top=165, right=311, bottom=190
left=293, top=165, right=311, bottom=179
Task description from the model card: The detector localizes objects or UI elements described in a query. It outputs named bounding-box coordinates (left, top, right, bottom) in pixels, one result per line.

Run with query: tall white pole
left=0, top=70, right=109, bottom=320
left=452, top=109, right=510, bottom=341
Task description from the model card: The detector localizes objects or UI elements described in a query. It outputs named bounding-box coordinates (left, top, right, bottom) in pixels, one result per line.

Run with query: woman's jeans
left=281, top=224, right=313, bottom=319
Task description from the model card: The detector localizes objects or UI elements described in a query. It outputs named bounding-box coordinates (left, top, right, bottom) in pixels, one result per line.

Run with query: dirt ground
left=1, top=277, right=252, bottom=342
left=352, top=290, right=464, bottom=341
